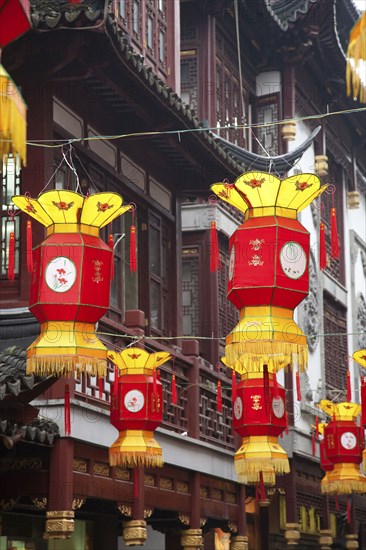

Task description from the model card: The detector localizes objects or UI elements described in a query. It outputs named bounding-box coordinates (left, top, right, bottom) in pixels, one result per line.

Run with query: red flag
left=26, top=219, right=33, bottom=273
left=130, top=225, right=137, bottom=272
left=171, top=374, right=177, bottom=405
left=217, top=380, right=223, bottom=412
left=330, top=207, right=340, bottom=259
left=296, top=371, right=302, bottom=401
left=319, top=223, right=327, bottom=270
left=231, top=369, right=237, bottom=403
left=7, top=232, right=15, bottom=280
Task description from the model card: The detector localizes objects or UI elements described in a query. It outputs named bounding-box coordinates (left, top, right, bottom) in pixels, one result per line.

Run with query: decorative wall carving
left=361, top=250, right=366, bottom=277
left=159, top=477, right=173, bottom=490
left=144, top=474, right=155, bottom=486
left=10, top=458, right=42, bottom=470
left=177, top=481, right=189, bottom=494
left=72, top=498, right=85, bottom=510
left=73, top=458, right=88, bottom=473
left=144, top=507, right=154, bottom=519
left=118, top=504, right=132, bottom=517
left=115, top=467, right=130, bottom=481
left=357, top=293, right=366, bottom=350
left=33, top=497, right=47, bottom=509
left=93, top=462, right=110, bottom=477
left=302, top=251, right=319, bottom=353
left=178, top=513, right=190, bottom=526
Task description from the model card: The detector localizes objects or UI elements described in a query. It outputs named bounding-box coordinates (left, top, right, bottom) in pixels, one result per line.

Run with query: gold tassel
left=234, top=457, right=290, bottom=476
left=225, top=342, right=308, bottom=371
left=0, top=65, right=27, bottom=164
left=26, top=355, right=107, bottom=377
left=346, top=12, right=366, bottom=103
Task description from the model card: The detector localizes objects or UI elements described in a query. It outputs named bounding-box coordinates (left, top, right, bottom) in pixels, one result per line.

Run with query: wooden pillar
left=180, top=471, right=203, bottom=549
left=231, top=484, right=249, bottom=549
left=46, top=437, right=75, bottom=539
left=182, top=339, right=200, bottom=439
left=94, top=514, right=119, bottom=550
left=200, top=12, right=216, bottom=127
left=283, top=467, right=300, bottom=546
left=259, top=499, right=270, bottom=550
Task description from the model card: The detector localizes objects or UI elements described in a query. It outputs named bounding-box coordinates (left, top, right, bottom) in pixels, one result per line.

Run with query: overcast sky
left=354, top=0, right=365, bottom=10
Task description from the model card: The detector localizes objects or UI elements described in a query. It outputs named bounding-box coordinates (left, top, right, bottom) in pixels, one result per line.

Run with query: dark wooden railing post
left=182, top=339, right=200, bottom=440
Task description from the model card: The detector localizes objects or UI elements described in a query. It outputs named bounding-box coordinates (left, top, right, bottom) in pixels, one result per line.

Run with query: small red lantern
left=12, top=190, right=132, bottom=376
left=108, top=348, right=171, bottom=468
left=224, top=358, right=288, bottom=485
left=317, top=400, right=366, bottom=494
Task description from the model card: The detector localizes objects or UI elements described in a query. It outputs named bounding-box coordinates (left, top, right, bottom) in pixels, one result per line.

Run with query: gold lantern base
left=225, top=307, right=308, bottom=371
left=122, top=519, right=147, bottom=546
left=26, top=322, right=107, bottom=377
left=321, top=463, right=366, bottom=494
left=109, top=430, right=163, bottom=468
left=234, top=435, right=289, bottom=484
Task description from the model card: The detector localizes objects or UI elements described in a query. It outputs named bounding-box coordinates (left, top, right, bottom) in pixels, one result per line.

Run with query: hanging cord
left=63, top=145, right=81, bottom=193
left=37, top=153, right=68, bottom=196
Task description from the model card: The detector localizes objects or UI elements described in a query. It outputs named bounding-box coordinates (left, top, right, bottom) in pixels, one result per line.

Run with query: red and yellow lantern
left=12, top=190, right=132, bottom=376
left=317, top=400, right=366, bottom=494
left=107, top=348, right=171, bottom=468
left=352, top=349, right=366, bottom=468
left=211, top=171, right=326, bottom=370
left=224, top=358, right=288, bottom=485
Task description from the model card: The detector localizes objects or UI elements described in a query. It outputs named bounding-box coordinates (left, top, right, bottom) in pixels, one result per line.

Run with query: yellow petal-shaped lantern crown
left=317, top=400, right=361, bottom=421
left=108, top=347, right=171, bottom=375
left=12, top=190, right=132, bottom=235
left=353, top=349, right=366, bottom=369
left=211, top=171, right=327, bottom=219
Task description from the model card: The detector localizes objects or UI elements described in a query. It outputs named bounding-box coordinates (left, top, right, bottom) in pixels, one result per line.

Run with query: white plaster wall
left=256, top=71, right=281, bottom=97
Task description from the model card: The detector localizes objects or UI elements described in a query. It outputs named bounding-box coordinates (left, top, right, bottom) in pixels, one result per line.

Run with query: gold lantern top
left=12, top=190, right=132, bottom=236
left=317, top=400, right=361, bottom=422
left=211, top=171, right=327, bottom=220
left=108, top=348, right=171, bottom=375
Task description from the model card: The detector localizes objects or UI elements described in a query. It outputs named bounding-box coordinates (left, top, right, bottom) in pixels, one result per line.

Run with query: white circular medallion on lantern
left=124, top=389, right=145, bottom=413
left=280, top=241, right=307, bottom=279
left=272, top=396, right=285, bottom=418
left=233, top=396, right=243, bottom=419
left=229, top=246, right=235, bottom=280
left=340, top=431, right=357, bottom=450
left=45, top=256, right=77, bottom=293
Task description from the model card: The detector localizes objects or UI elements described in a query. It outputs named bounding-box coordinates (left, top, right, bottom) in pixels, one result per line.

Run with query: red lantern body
left=233, top=376, right=287, bottom=437
left=361, top=379, right=366, bottom=428
left=323, top=422, right=364, bottom=466
left=111, top=374, right=162, bottom=432
left=228, top=216, right=309, bottom=310
left=30, top=232, right=112, bottom=323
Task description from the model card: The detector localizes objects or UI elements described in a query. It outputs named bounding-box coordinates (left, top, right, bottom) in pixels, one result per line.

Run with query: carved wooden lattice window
left=323, top=294, right=348, bottom=398
left=0, top=157, right=20, bottom=277
left=252, top=93, right=281, bottom=155
left=321, top=155, right=344, bottom=284
left=182, top=248, right=200, bottom=337
left=218, top=236, right=239, bottom=357
left=180, top=54, right=197, bottom=113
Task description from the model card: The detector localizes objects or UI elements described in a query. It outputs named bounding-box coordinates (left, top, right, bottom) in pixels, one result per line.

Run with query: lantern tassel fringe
left=225, top=343, right=308, bottom=372
left=234, top=458, right=290, bottom=476
left=26, top=355, right=107, bottom=377
left=109, top=451, right=163, bottom=469
left=321, top=479, right=366, bottom=495
left=109, top=430, right=164, bottom=469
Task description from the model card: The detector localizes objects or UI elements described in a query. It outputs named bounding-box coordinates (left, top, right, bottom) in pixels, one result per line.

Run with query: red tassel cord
left=296, top=371, right=302, bottom=401
left=361, top=377, right=366, bottom=427
left=273, top=372, right=279, bottom=398
left=109, top=233, right=114, bottom=280
left=330, top=207, right=340, bottom=259
left=259, top=471, right=267, bottom=500
left=130, top=210, right=137, bottom=272
left=153, top=367, right=158, bottom=400
left=7, top=232, right=15, bottom=281
left=263, top=364, right=270, bottom=414
left=171, top=373, right=177, bottom=405
left=64, top=384, right=71, bottom=436
left=346, top=371, right=352, bottom=402
left=311, top=432, right=316, bottom=456
left=319, top=222, right=327, bottom=270
left=26, top=219, right=34, bottom=273
left=231, top=369, right=237, bottom=403
left=98, top=376, right=104, bottom=399
left=210, top=220, right=221, bottom=272
left=315, top=415, right=319, bottom=439
left=217, top=380, right=223, bottom=413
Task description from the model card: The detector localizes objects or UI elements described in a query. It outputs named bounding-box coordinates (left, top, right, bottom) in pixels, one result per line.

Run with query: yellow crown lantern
left=12, top=190, right=132, bottom=377
left=211, top=172, right=327, bottom=372
left=317, top=400, right=366, bottom=495
left=108, top=349, right=171, bottom=468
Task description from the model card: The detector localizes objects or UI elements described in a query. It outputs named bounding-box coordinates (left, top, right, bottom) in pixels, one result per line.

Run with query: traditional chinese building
left=0, top=0, right=365, bottom=549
